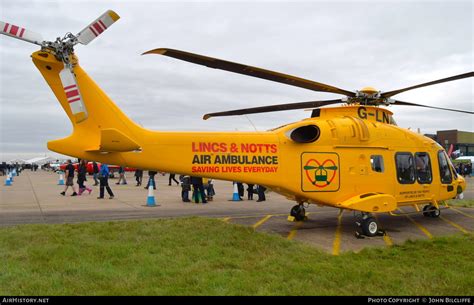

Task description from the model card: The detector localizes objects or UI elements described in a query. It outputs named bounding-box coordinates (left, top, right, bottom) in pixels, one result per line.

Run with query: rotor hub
left=41, top=34, right=78, bottom=66
left=360, top=87, right=378, bottom=95
left=356, top=87, right=381, bottom=98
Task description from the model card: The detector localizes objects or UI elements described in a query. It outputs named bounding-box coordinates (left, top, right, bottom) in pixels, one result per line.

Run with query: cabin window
left=415, top=152, right=432, bottom=184
left=370, top=155, right=384, bottom=173
left=395, top=153, right=415, bottom=184
left=437, top=151, right=452, bottom=184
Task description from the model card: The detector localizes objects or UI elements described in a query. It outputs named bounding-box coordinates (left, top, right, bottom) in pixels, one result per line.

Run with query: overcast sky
left=0, top=0, right=472, bottom=161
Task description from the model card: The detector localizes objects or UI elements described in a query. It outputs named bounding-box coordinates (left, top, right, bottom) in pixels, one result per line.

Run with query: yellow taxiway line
left=252, top=215, right=273, bottom=229
left=374, top=214, right=393, bottom=246
left=450, top=207, right=474, bottom=219
left=221, top=211, right=325, bottom=221
left=398, top=208, right=433, bottom=239
left=382, top=232, right=394, bottom=246
left=439, top=215, right=470, bottom=234
left=332, top=210, right=344, bottom=256
left=287, top=221, right=304, bottom=240
left=221, top=211, right=325, bottom=223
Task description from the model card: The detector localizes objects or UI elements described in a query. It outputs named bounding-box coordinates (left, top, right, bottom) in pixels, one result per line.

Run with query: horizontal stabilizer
left=86, top=128, right=140, bottom=152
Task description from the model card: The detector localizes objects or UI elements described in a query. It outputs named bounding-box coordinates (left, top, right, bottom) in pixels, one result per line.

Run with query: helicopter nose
left=456, top=175, right=466, bottom=197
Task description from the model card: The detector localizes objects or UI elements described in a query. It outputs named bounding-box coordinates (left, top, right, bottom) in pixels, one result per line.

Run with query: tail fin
left=32, top=50, right=143, bottom=158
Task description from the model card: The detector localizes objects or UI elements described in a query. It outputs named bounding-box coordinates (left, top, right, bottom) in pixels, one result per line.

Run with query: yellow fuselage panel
left=31, top=51, right=465, bottom=212
left=360, top=86, right=379, bottom=95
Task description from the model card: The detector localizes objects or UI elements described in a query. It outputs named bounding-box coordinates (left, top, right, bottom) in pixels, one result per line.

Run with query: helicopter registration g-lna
left=1, top=10, right=472, bottom=237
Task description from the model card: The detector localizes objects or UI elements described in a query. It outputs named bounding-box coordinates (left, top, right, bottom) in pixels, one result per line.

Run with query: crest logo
left=301, top=152, right=340, bottom=192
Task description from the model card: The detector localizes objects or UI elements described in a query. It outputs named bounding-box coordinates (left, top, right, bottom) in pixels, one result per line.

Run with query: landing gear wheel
left=290, top=205, right=306, bottom=221
left=422, top=205, right=430, bottom=217
left=428, top=206, right=440, bottom=218
left=361, top=217, right=378, bottom=237
left=423, top=205, right=440, bottom=218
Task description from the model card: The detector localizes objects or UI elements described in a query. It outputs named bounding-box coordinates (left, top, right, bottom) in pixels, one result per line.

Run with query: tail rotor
left=0, top=21, right=44, bottom=45
left=76, top=10, right=120, bottom=45
left=0, top=10, right=120, bottom=124
left=59, top=67, right=88, bottom=123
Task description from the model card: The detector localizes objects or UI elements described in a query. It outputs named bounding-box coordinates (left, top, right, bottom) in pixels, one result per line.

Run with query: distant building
left=436, top=130, right=474, bottom=156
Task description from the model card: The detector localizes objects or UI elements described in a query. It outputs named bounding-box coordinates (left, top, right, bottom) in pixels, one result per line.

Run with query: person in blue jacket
left=98, top=163, right=115, bottom=199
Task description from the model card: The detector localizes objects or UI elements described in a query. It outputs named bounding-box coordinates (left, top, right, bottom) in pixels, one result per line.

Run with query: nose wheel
left=360, top=217, right=379, bottom=237
left=355, top=213, right=384, bottom=238
left=290, top=204, right=306, bottom=221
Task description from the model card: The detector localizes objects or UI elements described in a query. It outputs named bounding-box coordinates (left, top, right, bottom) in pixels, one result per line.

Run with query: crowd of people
left=234, top=182, right=267, bottom=202
left=455, top=162, right=472, bottom=177
left=129, top=170, right=266, bottom=204
left=56, top=161, right=268, bottom=204
left=60, top=159, right=115, bottom=199
left=0, top=162, right=24, bottom=176
left=175, top=175, right=266, bottom=204
left=6, top=157, right=474, bottom=206
left=3, top=158, right=270, bottom=204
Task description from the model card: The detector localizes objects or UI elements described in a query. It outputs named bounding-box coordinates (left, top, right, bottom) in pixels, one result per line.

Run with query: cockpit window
left=415, top=152, right=432, bottom=184
left=447, top=156, right=458, bottom=179
left=437, top=151, right=452, bottom=184
left=389, top=116, right=397, bottom=126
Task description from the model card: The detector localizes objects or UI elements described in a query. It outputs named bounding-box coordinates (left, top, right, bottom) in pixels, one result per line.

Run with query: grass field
left=0, top=217, right=473, bottom=295
left=447, top=199, right=474, bottom=208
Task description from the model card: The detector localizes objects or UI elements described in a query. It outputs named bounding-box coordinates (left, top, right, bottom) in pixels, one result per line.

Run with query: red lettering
left=222, top=166, right=241, bottom=173
left=241, top=143, right=278, bottom=153
left=242, top=166, right=278, bottom=173
left=192, top=166, right=220, bottom=173
left=192, top=142, right=228, bottom=153
left=220, top=143, right=227, bottom=152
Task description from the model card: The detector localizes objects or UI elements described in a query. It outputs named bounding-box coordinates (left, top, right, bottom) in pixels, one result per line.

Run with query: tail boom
left=32, top=50, right=283, bottom=187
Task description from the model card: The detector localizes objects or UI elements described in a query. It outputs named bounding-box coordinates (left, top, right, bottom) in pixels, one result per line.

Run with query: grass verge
left=0, top=217, right=472, bottom=295
left=447, top=199, right=474, bottom=208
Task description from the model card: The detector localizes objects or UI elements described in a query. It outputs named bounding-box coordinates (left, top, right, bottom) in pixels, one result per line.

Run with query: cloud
left=0, top=0, right=472, bottom=160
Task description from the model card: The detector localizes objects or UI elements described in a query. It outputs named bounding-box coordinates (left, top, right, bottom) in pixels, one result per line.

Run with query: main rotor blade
left=76, top=10, right=120, bottom=45
left=392, top=100, right=473, bottom=115
left=0, top=21, right=43, bottom=45
left=202, top=99, right=343, bottom=120
left=381, top=72, right=474, bottom=98
left=142, top=48, right=356, bottom=97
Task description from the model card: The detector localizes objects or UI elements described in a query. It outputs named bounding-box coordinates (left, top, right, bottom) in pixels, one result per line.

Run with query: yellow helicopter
left=1, top=10, right=472, bottom=237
